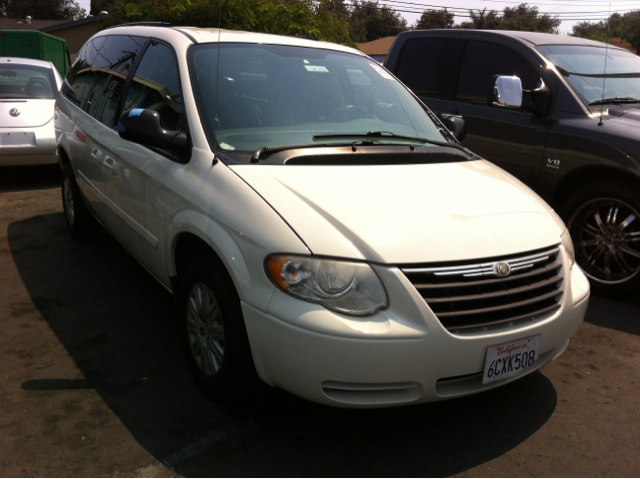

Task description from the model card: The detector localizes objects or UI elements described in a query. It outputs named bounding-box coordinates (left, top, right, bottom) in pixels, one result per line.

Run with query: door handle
left=91, top=148, right=104, bottom=164
left=103, top=156, right=117, bottom=174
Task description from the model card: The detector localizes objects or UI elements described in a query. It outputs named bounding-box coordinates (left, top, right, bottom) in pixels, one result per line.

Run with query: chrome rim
left=568, top=197, right=640, bottom=285
left=63, top=175, right=75, bottom=225
left=186, top=282, right=225, bottom=376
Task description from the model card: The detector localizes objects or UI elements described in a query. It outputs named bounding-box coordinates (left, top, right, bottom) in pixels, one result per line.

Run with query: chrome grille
left=400, top=246, right=563, bottom=333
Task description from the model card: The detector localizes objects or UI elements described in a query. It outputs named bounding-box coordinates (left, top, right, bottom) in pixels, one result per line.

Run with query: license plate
left=483, top=336, right=540, bottom=384
left=0, top=132, right=35, bottom=146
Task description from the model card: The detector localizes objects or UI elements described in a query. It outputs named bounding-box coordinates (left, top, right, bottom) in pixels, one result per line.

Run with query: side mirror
left=117, top=109, right=188, bottom=153
left=441, top=114, right=466, bottom=142
left=526, top=79, right=551, bottom=116
left=489, top=75, right=523, bottom=109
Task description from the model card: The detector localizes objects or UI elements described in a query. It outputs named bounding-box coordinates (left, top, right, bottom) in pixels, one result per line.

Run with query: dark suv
left=385, top=30, right=640, bottom=294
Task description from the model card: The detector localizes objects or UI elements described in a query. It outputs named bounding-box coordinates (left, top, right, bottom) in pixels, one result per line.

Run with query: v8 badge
left=546, top=158, right=561, bottom=169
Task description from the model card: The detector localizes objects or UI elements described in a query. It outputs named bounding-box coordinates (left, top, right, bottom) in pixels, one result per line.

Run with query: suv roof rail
left=106, top=21, right=173, bottom=30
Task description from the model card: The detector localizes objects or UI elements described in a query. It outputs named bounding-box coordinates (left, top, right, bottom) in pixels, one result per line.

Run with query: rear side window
left=66, top=35, right=146, bottom=126
left=396, top=38, right=453, bottom=97
left=456, top=41, right=540, bottom=103
left=123, top=42, right=183, bottom=131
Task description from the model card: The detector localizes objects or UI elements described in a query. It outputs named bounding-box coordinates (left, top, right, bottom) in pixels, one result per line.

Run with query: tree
left=572, top=10, right=640, bottom=53
left=414, top=8, right=454, bottom=30
left=90, top=0, right=109, bottom=16
left=0, top=0, right=86, bottom=20
left=468, top=8, right=503, bottom=30
left=463, top=3, right=560, bottom=33
left=349, top=1, right=407, bottom=42
left=105, top=0, right=354, bottom=46
left=502, top=3, right=560, bottom=33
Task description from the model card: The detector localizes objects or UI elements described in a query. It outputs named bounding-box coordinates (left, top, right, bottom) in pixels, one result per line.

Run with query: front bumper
left=242, top=257, right=589, bottom=408
left=0, top=121, right=57, bottom=166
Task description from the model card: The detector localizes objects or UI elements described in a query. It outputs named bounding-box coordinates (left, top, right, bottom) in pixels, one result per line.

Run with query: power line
left=373, top=0, right=638, bottom=15
left=344, top=1, right=619, bottom=20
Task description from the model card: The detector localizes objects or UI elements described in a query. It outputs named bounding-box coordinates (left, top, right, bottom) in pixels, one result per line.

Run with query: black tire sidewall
left=61, top=161, right=92, bottom=238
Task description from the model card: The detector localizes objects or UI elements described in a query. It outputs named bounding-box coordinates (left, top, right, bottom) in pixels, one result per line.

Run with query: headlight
left=561, top=228, right=575, bottom=271
left=265, top=254, right=387, bottom=316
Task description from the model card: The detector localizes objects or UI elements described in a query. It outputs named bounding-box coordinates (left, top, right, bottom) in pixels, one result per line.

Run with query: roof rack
left=106, top=21, right=172, bottom=30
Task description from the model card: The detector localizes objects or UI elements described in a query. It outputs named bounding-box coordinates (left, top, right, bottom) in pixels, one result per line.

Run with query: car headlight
left=561, top=227, right=575, bottom=271
left=265, top=254, right=388, bottom=316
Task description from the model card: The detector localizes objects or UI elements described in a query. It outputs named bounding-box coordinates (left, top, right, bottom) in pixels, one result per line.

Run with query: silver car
left=0, top=57, right=61, bottom=166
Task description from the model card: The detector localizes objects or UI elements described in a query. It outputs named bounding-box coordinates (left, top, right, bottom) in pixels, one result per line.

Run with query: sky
left=76, top=0, right=639, bottom=35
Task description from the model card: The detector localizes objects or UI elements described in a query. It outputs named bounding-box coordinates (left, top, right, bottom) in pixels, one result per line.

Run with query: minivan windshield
left=537, top=45, right=640, bottom=106
left=188, top=43, right=454, bottom=153
left=0, top=64, right=56, bottom=99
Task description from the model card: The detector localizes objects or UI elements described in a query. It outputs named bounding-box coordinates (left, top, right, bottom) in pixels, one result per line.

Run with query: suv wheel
left=179, top=254, right=259, bottom=399
left=61, top=161, right=94, bottom=238
left=560, top=183, right=640, bottom=294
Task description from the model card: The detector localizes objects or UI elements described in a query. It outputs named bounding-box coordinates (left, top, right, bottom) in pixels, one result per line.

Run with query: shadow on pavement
left=9, top=212, right=557, bottom=476
left=0, top=165, right=59, bottom=193
left=585, top=292, right=640, bottom=336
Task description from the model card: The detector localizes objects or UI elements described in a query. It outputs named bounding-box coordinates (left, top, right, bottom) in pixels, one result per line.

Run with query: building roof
left=40, top=15, right=101, bottom=33
left=356, top=36, right=397, bottom=55
left=0, top=18, right=67, bottom=31
left=0, top=15, right=101, bottom=33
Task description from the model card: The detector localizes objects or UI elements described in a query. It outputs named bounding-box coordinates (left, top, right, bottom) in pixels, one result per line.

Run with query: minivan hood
left=231, top=160, right=563, bottom=264
left=0, top=99, right=54, bottom=128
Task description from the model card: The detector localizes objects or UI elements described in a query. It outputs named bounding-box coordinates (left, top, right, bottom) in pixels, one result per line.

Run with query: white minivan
left=55, top=25, right=589, bottom=408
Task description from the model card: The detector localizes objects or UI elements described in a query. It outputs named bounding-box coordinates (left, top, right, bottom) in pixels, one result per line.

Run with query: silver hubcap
left=186, top=282, right=225, bottom=376
left=63, top=175, right=75, bottom=225
left=569, top=198, right=640, bottom=284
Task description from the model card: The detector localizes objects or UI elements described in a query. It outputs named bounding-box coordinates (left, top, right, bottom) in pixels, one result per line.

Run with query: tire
left=61, top=161, right=94, bottom=238
left=179, top=253, right=260, bottom=400
left=559, top=182, right=640, bottom=295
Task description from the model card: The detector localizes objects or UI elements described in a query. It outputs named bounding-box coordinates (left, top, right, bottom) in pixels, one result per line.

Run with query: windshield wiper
left=250, top=140, right=374, bottom=163
left=312, top=130, right=469, bottom=153
left=589, top=97, right=640, bottom=106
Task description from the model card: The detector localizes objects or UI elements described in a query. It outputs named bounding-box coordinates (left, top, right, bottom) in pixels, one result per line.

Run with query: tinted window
left=65, top=35, right=146, bottom=126
left=396, top=38, right=453, bottom=96
left=123, top=42, right=183, bottom=131
left=457, top=41, right=540, bottom=103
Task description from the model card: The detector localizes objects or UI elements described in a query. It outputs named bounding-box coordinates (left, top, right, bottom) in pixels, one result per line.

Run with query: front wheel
left=560, top=182, right=640, bottom=294
left=179, top=254, right=259, bottom=399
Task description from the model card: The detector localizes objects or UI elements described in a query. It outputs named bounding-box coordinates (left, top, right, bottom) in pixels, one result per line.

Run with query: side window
left=456, top=40, right=540, bottom=104
left=123, top=42, right=183, bottom=131
left=65, top=38, right=99, bottom=106
left=86, top=35, right=147, bottom=127
left=65, top=36, right=146, bottom=126
left=396, top=38, right=453, bottom=97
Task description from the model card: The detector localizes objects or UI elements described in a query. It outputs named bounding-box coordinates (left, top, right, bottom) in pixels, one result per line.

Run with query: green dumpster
left=0, top=30, right=70, bottom=76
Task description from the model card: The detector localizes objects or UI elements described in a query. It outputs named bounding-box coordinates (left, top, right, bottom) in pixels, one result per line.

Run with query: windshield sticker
left=369, top=63, right=394, bottom=80
left=305, top=65, right=329, bottom=73
left=219, top=142, right=235, bottom=150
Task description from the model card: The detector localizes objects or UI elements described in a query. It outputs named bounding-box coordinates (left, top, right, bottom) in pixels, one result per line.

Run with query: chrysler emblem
left=9, top=108, right=20, bottom=117
left=494, top=262, right=511, bottom=277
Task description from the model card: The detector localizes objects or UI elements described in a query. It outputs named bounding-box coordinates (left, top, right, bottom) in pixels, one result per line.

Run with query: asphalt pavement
left=1, top=165, right=638, bottom=477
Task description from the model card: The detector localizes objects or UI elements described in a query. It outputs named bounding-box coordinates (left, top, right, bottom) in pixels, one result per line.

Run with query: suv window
left=123, top=42, right=183, bottom=131
left=456, top=40, right=540, bottom=103
left=396, top=38, right=453, bottom=97
left=65, top=35, right=146, bottom=126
